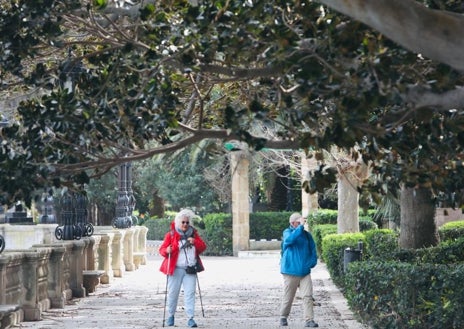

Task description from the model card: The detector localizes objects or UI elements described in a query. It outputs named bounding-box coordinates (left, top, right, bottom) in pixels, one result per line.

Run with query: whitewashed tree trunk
left=230, top=150, right=250, bottom=256
left=337, top=174, right=359, bottom=233
left=301, top=154, right=319, bottom=218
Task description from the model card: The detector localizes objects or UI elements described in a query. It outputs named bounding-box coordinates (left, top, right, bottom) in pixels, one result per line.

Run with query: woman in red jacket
left=159, top=209, right=207, bottom=328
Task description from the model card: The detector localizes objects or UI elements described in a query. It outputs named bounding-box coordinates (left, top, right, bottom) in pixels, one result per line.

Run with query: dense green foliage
left=321, top=232, right=366, bottom=286
left=201, top=213, right=233, bottom=256
left=135, top=149, right=226, bottom=214
left=438, top=220, right=464, bottom=241
left=2, top=0, right=464, bottom=217
left=306, top=209, right=338, bottom=227
left=311, top=223, right=337, bottom=256
left=345, top=261, right=464, bottom=329
left=143, top=218, right=172, bottom=240
left=320, top=229, right=464, bottom=328
left=342, top=236, right=464, bottom=329
left=141, top=209, right=378, bottom=255
left=248, top=211, right=293, bottom=240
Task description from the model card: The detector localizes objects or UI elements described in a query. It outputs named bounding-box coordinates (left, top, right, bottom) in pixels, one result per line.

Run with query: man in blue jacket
left=279, top=212, right=318, bottom=327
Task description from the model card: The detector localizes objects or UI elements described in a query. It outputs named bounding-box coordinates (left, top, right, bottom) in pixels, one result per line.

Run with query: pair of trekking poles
left=162, top=252, right=205, bottom=327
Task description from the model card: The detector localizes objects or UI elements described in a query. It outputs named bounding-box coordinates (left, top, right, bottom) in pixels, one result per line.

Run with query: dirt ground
left=13, top=254, right=369, bottom=329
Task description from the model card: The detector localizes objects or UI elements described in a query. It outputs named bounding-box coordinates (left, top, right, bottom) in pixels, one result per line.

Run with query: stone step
left=237, top=249, right=280, bottom=258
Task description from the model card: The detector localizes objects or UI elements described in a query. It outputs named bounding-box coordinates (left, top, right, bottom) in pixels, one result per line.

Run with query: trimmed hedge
left=142, top=209, right=378, bottom=256
left=321, top=229, right=399, bottom=287
left=438, top=220, right=464, bottom=241
left=363, top=229, right=399, bottom=260
left=249, top=211, right=293, bottom=240
left=312, top=224, right=337, bottom=258
left=332, top=234, right=464, bottom=329
left=306, top=209, right=338, bottom=227
left=321, top=232, right=365, bottom=287
left=143, top=217, right=172, bottom=240
left=344, top=261, right=464, bottom=329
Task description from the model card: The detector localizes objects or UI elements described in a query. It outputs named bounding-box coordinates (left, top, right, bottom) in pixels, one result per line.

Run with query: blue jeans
left=167, top=267, right=197, bottom=319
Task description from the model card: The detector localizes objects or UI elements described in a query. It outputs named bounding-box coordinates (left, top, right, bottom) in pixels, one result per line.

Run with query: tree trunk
left=337, top=175, right=359, bottom=233
left=399, top=186, right=438, bottom=249
left=269, top=166, right=289, bottom=211
left=150, top=189, right=165, bottom=218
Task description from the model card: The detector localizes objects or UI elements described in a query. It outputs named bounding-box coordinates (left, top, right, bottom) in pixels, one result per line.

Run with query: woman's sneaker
left=188, top=318, right=198, bottom=328
left=166, top=316, right=174, bottom=326
left=305, top=319, right=319, bottom=327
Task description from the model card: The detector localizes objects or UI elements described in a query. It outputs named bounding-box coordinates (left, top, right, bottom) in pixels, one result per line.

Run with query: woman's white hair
left=174, top=208, right=196, bottom=229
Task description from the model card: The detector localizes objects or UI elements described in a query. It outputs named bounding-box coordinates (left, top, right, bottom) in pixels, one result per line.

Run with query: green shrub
left=345, top=261, right=464, bottom=329
left=363, top=229, right=399, bottom=260
left=202, top=213, right=233, bottom=256
left=312, top=224, right=337, bottom=258
left=249, top=211, right=292, bottom=240
left=359, top=217, right=378, bottom=231
left=438, top=220, right=464, bottom=241
left=321, top=232, right=365, bottom=287
left=143, top=217, right=172, bottom=240
left=409, top=236, right=464, bottom=264
left=307, top=209, right=338, bottom=227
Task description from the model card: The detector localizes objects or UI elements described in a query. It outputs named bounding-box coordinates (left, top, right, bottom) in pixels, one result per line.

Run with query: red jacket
left=159, top=221, right=207, bottom=275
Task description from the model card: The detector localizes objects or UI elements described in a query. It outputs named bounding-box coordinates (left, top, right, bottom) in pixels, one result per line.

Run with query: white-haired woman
left=159, top=209, right=207, bottom=328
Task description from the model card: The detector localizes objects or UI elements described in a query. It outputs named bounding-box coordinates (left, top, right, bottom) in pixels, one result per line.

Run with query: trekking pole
left=195, top=273, right=205, bottom=317
left=162, top=251, right=171, bottom=327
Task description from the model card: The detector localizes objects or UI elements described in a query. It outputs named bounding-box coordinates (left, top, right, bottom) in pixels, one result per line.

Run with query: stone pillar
left=0, top=252, right=23, bottom=305
left=111, top=230, right=125, bottom=277
left=60, top=243, right=73, bottom=302
left=86, top=236, right=101, bottom=271
left=231, top=151, right=250, bottom=256
left=42, top=245, right=67, bottom=308
left=21, top=248, right=51, bottom=321
left=137, top=226, right=148, bottom=265
left=301, top=154, right=319, bottom=218
left=69, top=240, right=86, bottom=298
left=123, top=228, right=135, bottom=271
left=96, top=233, right=114, bottom=284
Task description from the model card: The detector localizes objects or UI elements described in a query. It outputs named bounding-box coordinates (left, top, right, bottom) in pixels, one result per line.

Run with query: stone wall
left=0, top=225, right=147, bottom=328
left=435, top=207, right=463, bottom=227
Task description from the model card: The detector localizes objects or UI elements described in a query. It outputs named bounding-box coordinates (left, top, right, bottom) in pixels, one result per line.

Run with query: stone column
left=301, top=154, right=319, bottom=218
left=136, top=226, right=148, bottom=266
left=231, top=151, right=250, bottom=256
left=45, top=246, right=67, bottom=308
left=69, top=240, right=86, bottom=298
left=21, top=248, right=51, bottom=321
left=123, top=227, right=135, bottom=271
left=111, top=230, right=125, bottom=277
left=96, top=233, right=114, bottom=284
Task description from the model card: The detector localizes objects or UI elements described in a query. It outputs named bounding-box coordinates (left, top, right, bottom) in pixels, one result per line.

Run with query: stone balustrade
left=0, top=225, right=147, bottom=328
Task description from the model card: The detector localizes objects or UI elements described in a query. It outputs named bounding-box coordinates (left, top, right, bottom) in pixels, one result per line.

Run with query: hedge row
left=321, top=225, right=464, bottom=329
left=345, top=261, right=464, bottom=329
left=438, top=219, right=464, bottom=241
left=141, top=210, right=377, bottom=256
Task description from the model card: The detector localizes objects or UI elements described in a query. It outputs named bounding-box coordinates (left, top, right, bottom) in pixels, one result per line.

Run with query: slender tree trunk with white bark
left=337, top=175, right=359, bottom=233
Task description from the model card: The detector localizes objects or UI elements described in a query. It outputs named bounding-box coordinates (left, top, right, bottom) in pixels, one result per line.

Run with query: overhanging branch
left=405, top=85, right=464, bottom=111
left=53, top=128, right=301, bottom=175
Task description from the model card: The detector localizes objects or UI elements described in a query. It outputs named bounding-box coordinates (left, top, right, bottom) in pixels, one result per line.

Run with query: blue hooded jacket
left=280, top=224, right=318, bottom=276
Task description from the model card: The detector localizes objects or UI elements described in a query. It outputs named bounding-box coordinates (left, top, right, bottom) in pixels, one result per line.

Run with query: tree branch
left=53, top=128, right=301, bottom=174
left=319, top=0, right=464, bottom=71
left=405, top=85, right=464, bottom=111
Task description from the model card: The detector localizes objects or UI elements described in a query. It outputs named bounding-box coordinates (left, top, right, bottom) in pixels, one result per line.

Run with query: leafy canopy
left=1, top=0, right=464, bottom=206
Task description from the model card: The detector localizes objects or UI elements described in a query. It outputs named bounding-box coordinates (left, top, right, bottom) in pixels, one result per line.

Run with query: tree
left=136, top=145, right=227, bottom=215
left=2, top=0, right=464, bottom=248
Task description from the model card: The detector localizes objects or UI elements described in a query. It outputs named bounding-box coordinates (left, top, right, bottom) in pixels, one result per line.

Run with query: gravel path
left=14, top=254, right=369, bottom=329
